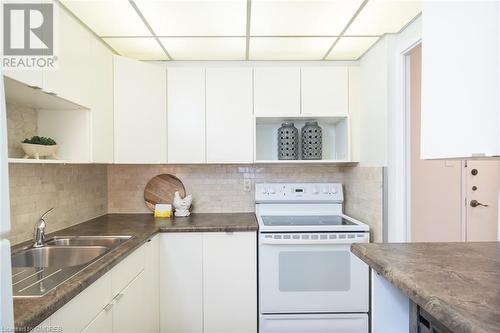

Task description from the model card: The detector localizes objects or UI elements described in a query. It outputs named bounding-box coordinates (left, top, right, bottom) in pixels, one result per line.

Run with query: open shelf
left=8, top=158, right=91, bottom=164
left=255, top=115, right=350, bottom=163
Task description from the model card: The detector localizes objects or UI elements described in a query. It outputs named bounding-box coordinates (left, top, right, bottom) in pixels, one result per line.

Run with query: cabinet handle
left=43, top=91, right=57, bottom=96
left=114, top=293, right=124, bottom=301
left=103, top=301, right=114, bottom=312
left=27, top=85, right=41, bottom=90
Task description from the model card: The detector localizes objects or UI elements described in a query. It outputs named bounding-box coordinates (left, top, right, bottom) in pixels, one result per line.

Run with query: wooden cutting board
left=144, top=174, right=186, bottom=211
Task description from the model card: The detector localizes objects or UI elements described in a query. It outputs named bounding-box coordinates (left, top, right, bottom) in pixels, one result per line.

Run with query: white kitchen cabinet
left=301, top=67, right=349, bottom=116
left=203, top=232, right=257, bottom=333
left=81, top=307, right=113, bottom=333
left=206, top=68, right=253, bottom=163
left=3, top=70, right=43, bottom=90
left=167, top=67, right=206, bottom=163
left=43, top=5, right=92, bottom=107
left=421, top=1, right=500, bottom=159
left=42, top=237, right=158, bottom=333
left=371, top=269, right=409, bottom=333
left=113, top=271, right=148, bottom=333
left=160, top=233, right=203, bottom=333
left=89, top=37, right=114, bottom=163
left=113, top=55, right=167, bottom=163
left=254, top=67, right=300, bottom=117
left=51, top=272, right=112, bottom=333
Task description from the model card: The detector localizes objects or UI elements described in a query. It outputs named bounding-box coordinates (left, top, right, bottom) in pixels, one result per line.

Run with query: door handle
left=470, top=200, right=488, bottom=208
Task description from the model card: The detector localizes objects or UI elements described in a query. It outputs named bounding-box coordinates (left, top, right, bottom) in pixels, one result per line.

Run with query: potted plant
left=21, top=136, right=58, bottom=159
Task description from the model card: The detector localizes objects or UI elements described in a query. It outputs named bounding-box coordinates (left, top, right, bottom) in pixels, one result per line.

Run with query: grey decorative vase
left=277, top=122, right=299, bottom=160
left=301, top=121, right=322, bottom=160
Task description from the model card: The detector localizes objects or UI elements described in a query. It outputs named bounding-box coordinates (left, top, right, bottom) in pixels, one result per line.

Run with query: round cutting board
left=144, top=174, right=186, bottom=211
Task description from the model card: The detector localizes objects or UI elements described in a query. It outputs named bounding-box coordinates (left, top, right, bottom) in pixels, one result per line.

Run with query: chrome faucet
left=33, top=208, right=54, bottom=248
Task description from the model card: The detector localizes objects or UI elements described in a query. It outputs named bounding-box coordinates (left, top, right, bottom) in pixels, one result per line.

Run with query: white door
left=167, top=67, right=206, bottom=163
left=259, top=236, right=368, bottom=313
left=160, top=233, right=203, bottom=333
left=203, top=232, right=257, bottom=333
left=465, top=160, right=500, bottom=241
left=113, top=56, right=167, bottom=163
left=254, top=68, right=300, bottom=117
left=260, top=314, right=368, bottom=333
left=113, top=271, right=148, bottom=333
left=301, top=67, right=349, bottom=116
left=81, top=308, right=113, bottom=333
left=421, top=1, right=500, bottom=158
left=206, top=68, right=253, bottom=163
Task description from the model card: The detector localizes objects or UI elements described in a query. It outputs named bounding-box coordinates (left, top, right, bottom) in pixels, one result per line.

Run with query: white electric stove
left=256, top=183, right=370, bottom=333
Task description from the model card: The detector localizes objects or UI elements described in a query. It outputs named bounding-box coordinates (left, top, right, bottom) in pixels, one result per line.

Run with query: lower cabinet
left=36, top=235, right=159, bottom=333
left=160, top=232, right=257, bottom=333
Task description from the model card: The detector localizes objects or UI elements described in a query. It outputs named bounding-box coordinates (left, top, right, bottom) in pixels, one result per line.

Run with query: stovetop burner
left=261, top=215, right=357, bottom=227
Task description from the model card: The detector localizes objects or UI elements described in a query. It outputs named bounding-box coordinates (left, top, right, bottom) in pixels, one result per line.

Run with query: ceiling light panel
left=326, top=37, right=379, bottom=60
left=103, top=38, right=169, bottom=60
left=61, top=0, right=151, bottom=36
left=135, top=0, right=247, bottom=36
left=251, top=0, right=363, bottom=36
left=345, top=1, right=421, bottom=36
left=250, top=37, right=336, bottom=60
left=160, top=37, right=246, bottom=60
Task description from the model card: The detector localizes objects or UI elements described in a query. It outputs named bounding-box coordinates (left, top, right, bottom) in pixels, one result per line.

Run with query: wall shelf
left=8, top=158, right=91, bottom=164
left=255, top=115, right=351, bottom=163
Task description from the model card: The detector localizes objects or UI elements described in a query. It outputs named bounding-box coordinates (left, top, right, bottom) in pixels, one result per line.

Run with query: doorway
left=406, top=44, right=499, bottom=242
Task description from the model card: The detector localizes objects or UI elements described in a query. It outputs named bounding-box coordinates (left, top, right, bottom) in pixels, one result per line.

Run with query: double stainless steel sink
left=11, top=236, right=131, bottom=297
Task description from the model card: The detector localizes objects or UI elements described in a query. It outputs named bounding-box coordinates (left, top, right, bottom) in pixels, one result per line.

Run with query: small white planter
left=21, top=143, right=58, bottom=160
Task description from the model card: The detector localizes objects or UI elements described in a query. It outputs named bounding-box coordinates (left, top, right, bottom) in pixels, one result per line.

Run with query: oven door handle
left=260, top=237, right=369, bottom=245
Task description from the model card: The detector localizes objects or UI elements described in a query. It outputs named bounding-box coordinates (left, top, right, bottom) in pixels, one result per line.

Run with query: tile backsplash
left=8, top=164, right=108, bottom=245
left=6, top=102, right=37, bottom=158
left=108, top=164, right=384, bottom=242
left=8, top=162, right=383, bottom=244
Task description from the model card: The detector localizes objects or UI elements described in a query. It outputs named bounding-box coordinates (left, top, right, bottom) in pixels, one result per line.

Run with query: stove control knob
left=330, top=187, right=338, bottom=194
left=322, top=187, right=329, bottom=194
left=312, top=187, right=320, bottom=194
left=261, top=188, right=268, bottom=194
left=269, top=188, right=276, bottom=194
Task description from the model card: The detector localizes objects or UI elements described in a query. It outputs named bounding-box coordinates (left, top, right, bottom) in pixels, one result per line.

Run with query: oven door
left=259, top=233, right=369, bottom=313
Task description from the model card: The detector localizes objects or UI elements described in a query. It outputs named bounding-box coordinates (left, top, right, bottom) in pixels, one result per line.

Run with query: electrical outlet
left=243, top=179, right=252, bottom=192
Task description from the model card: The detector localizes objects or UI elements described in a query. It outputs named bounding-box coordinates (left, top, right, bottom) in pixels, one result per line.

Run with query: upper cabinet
left=254, top=67, right=300, bottom=117
left=421, top=1, right=500, bottom=159
left=167, top=67, right=206, bottom=164
left=113, top=56, right=167, bottom=164
left=301, top=67, right=349, bottom=116
left=206, top=68, right=254, bottom=163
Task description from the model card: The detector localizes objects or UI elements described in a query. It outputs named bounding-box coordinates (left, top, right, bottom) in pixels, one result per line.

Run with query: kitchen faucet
left=33, top=208, right=54, bottom=247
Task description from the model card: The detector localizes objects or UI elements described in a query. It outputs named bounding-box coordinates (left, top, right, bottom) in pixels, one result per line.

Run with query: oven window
left=278, top=251, right=351, bottom=292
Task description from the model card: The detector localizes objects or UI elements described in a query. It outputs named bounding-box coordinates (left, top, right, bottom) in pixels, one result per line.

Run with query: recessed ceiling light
left=345, top=1, right=421, bottom=36
left=103, top=38, right=169, bottom=60
left=326, top=37, right=380, bottom=60
left=135, top=0, right=247, bottom=36
left=61, top=0, right=151, bottom=37
left=250, top=37, right=336, bottom=60
left=251, top=0, right=363, bottom=36
left=160, top=37, right=246, bottom=60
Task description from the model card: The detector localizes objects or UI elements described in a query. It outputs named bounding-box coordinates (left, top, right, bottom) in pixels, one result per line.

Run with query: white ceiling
left=61, top=0, right=421, bottom=61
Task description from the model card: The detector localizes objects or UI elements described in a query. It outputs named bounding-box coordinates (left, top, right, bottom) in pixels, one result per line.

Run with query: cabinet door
left=421, top=1, right=500, bottom=159
left=254, top=67, right=300, bottom=116
left=206, top=68, right=253, bottom=163
left=51, top=272, right=112, bottom=333
left=89, top=37, right=114, bottom=163
left=301, top=67, right=349, bottom=116
left=43, top=6, right=92, bottom=107
left=203, top=232, right=257, bottom=333
left=167, top=67, right=206, bottom=163
left=81, top=308, right=113, bottom=333
left=113, top=55, right=167, bottom=163
left=113, top=271, right=148, bottom=333
left=143, top=236, right=160, bottom=333
left=160, top=233, right=203, bottom=333
left=3, top=71, right=43, bottom=89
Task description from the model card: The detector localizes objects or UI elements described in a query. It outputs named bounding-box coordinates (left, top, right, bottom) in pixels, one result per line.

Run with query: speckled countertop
left=351, top=242, right=500, bottom=333
left=13, top=213, right=257, bottom=331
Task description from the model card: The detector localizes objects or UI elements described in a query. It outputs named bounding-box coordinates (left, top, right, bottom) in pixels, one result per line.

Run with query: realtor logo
left=1, top=2, right=57, bottom=70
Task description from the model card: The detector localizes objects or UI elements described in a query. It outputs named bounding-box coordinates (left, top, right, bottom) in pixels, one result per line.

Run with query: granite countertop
left=13, top=213, right=257, bottom=331
left=351, top=242, right=500, bottom=333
